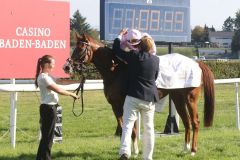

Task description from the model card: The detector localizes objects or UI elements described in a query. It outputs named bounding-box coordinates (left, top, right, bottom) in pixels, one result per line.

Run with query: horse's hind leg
left=185, top=88, right=201, bottom=155
left=132, top=121, right=139, bottom=157
left=170, top=92, right=191, bottom=152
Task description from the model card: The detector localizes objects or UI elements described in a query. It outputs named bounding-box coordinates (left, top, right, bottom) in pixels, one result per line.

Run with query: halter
left=71, top=40, right=95, bottom=117
left=76, top=41, right=93, bottom=64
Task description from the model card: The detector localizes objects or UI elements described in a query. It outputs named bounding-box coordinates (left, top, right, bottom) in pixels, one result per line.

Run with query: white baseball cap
left=126, top=29, right=142, bottom=46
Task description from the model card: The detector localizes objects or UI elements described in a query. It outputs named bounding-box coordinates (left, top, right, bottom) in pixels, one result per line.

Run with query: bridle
left=75, top=41, right=93, bottom=63
left=71, top=40, right=95, bottom=117
left=71, top=38, right=119, bottom=117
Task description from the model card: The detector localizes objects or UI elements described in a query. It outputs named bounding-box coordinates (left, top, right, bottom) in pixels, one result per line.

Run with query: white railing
left=214, top=78, right=240, bottom=130
left=0, top=79, right=103, bottom=148
left=0, top=78, right=239, bottom=148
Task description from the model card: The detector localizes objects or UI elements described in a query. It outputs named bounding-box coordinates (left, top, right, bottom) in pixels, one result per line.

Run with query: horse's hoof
left=184, top=143, right=191, bottom=152
left=191, top=152, right=196, bottom=156
left=133, top=153, right=138, bottom=158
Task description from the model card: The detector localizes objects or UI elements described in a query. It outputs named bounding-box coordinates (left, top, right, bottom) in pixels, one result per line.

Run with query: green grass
left=0, top=84, right=240, bottom=159
left=156, top=47, right=196, bottom=57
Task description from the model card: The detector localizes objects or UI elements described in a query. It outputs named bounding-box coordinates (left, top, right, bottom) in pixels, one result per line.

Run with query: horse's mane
left=84, top=33, right=105, bottom=47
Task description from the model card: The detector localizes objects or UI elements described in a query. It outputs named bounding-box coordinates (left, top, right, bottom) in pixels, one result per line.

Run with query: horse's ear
left=74, top=32, right=81, bottom=41
left=82, top=33, right=90, bottom=42
left=82, top=33, right=87, bottom=40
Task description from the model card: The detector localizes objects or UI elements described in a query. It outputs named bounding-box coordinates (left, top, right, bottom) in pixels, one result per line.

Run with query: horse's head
left=63, top=33, right=94, bottom=75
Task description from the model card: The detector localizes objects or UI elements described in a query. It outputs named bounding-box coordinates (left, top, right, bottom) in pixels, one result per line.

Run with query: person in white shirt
left=35, top=54, right=79, bottom=160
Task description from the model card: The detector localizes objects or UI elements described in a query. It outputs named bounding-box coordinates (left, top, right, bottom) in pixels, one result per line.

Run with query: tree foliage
left=234, top=10, right=240, bottom=30
left=191, top=25, right=216, bottom=44
left=70, top=10, right=91, bottom=34
left=203, top=24, right=209, bottom=42
left=231, top=10, right=240, bottom=56
left=209, top=25, right=216, bottom=32
left=70, top=10, right=99, bottom=43
left=191, top=25, right=205, bottom=43
left=231, top=29, right=240, bottom=55
left=222, top=16, right=234, bottom=31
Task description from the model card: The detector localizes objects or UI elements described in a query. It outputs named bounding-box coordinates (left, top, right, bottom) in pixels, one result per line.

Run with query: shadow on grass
left=54, top=151, right=113, bottom=159
left=0, top=153, right=35, bottom=160
left=0, top=151, right=115, bottom=160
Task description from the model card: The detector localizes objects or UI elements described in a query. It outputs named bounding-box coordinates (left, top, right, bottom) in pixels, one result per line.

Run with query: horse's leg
left=170, top=90, right=191, bottom=152
left=185, top=87, right=201, bottom=155
left=132, top=121, right=139, bottom=157
left=110, top=101, right=124, bottom=136
left=112, top=107, right=123, bottom=136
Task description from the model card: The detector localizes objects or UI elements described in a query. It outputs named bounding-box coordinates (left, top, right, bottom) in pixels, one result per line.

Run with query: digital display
left=100, top=0, right=190, bottom=42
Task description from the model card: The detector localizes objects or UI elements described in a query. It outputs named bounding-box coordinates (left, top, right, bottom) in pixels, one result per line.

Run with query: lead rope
left=72, top=75, right=85, bottom=117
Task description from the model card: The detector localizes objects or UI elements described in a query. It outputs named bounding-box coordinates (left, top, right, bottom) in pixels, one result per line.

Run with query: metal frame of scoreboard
left=100, top=0, right=191, bottom=42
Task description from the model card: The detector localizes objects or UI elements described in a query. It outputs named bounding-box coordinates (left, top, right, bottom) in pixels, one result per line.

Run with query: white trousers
left=119, top=95, right=155, bottom=160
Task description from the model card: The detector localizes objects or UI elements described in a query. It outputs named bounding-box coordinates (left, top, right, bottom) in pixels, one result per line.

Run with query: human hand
left=119, top=28, right=128, bottom=36
left=70, top=93, right=80, bottom=99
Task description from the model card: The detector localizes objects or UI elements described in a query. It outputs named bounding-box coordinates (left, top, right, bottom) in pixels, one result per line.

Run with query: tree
left=231, top=10, right=240, bottom=57
left=231, top=30, right=240, bottom=56
left=222, top=16, right=235, bottom=31
left=209, top=25, right=216, bottom=32
left=191, top=25, right=205, bottom=43
left=70, top=10, right=91, bottom=34
left=234, top=10, right=240, bottom=30
left=70, top=10, right=99, bottom=42
left=203, top=24, right=209, bottom=42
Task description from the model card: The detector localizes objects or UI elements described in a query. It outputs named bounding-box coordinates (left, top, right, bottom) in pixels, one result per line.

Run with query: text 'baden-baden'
left=0, top=27, right=66, bottom=49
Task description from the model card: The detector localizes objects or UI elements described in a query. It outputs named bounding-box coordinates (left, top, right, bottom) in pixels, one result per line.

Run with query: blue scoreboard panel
left=100, top=0, right=190, bottom=42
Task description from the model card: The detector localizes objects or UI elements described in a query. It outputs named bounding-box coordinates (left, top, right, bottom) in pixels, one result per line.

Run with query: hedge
left=75, top=60, right=240, bottom=80
left=204, top=60, right=240, bottom=79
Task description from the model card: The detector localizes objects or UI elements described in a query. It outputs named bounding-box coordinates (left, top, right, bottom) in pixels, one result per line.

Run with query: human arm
left=56, top=78, right=80, bottom=85
left=47, top=83, right=79, bottom=99
left=112, top=29, right=132, bottom=63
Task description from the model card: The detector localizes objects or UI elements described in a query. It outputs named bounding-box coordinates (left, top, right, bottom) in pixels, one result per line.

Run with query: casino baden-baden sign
left=1, top=27, right=66, bottom=49
left=0, top=0, right=70, bottom=78
left=100, top=0, right=190, bottom=42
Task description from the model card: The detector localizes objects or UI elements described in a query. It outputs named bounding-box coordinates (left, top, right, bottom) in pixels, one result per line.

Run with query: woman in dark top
left=113, top=29, right=159, bottom=160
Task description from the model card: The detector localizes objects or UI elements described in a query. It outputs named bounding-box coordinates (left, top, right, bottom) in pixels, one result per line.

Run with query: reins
left=71, top=40, right=95, bottom=117
left=72, top=75, right=85, bottom=117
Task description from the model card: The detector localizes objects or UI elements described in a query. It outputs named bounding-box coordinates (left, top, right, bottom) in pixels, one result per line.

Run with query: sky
left=70, top=0, right=240, bottom=31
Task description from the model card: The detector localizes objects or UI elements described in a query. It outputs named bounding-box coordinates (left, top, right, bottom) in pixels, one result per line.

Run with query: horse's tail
left=198, top=61, right=215, bottom=127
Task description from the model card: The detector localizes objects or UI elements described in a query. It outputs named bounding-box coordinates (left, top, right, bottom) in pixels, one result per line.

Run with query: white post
left=137, top=112, right=141, bottom=140
left=10, top=78, right=18, bottom=148
left=235, top=82, right=239, bottom=130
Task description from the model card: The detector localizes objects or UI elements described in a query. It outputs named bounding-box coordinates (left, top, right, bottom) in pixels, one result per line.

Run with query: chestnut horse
left=63, top=33, right=215, bottom=156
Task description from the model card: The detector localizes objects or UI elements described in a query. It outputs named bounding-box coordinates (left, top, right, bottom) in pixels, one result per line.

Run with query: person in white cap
left=120, top=29, right=157, bottom=55
left=113, top=28, right=159, bottom=160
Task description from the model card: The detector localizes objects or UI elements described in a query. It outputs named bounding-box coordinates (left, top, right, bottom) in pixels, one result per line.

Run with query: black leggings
left=36, top=104, right=57, bottom=160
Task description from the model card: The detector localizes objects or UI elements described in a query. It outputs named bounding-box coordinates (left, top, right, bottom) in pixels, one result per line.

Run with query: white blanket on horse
left=156, top=53, right=202, bottom=89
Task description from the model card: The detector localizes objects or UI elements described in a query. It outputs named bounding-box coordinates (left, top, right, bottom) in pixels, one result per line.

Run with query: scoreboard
left=100, top=0, right=190, bottom=42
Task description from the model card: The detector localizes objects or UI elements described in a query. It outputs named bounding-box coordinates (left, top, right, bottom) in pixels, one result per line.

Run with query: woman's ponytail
left=35, top=58, right=42, bottom=88
left=35, top=55, right=53, bottom=88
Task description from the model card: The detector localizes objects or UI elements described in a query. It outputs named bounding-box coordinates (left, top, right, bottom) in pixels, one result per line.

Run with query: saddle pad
left=156, top=53, right=201, bottom=89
